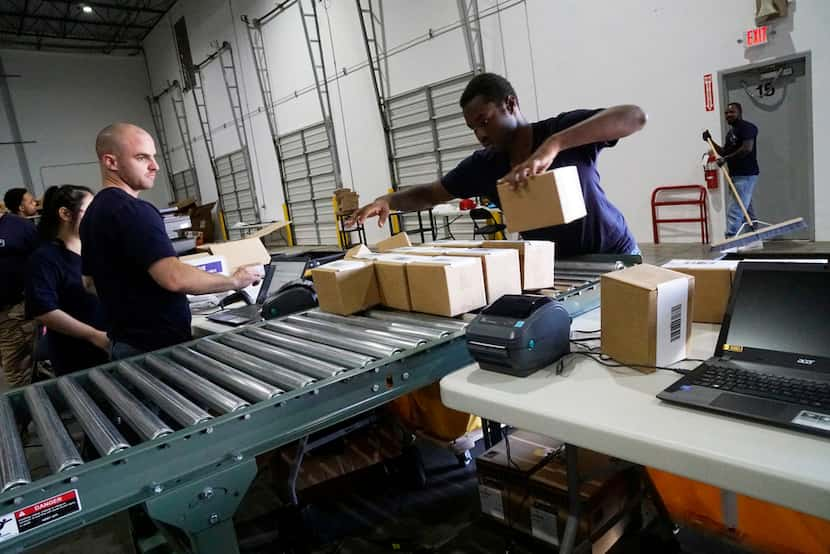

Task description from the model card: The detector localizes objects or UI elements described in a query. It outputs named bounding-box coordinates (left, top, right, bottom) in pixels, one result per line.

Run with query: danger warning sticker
left=0, top=490, right=82, bottom=543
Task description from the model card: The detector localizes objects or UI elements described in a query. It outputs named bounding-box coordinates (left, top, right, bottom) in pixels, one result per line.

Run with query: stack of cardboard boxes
left=311, top=234, right=555, bottom=318
left=476, top=431, right=635, bottom=551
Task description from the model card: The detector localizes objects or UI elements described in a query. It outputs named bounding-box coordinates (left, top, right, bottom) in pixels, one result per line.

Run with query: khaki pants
left=0, top=302, right=34, bottom=389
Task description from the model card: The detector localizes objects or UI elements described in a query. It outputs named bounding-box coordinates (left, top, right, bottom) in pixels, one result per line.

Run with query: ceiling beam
left=38, top=1, right=167, bottom=15
left=0, top=10, right=153, bottom=29
left=0, top=29, right=134, bottom=44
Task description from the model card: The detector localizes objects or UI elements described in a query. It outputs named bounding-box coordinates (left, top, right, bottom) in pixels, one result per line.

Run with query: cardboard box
left=442, top=248, right=521, bottom=303
left=334, top=188, right=359, bottom=215
left=601, top=264, right=695, bottom=370
left=476, top=431, right=633, bottom=550
left=406, top=256, right=486, bottom=316
left=312, top=259, right=381, bottom=315
left=389, top=246, right=447, bottom=256
left=197, top=221, right=288, bottom=272
left=189, top=202, right=216, bottom=244
left=344, top=244, right=374, bottom=259
left=426, top=240, right=484, bottom=248
left=375, top=232, right=411, bottom=252
left=372, top=254, right=424, bottom=311
left=662, top=260, right=738, bottom=324
left=483, top=240, right=555, bottom=290
left=496, top=166, right=586, bottom=233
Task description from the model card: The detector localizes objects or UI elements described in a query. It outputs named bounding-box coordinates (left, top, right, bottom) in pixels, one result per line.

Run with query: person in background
left=703, top=102, right=760, bottom=237
left=81, top=123, right=262, bottom=360
left=0, top=188, right=39, bottom=388
left=26, top=185, right=109, bottom=375
left=351, top=73, right=646, bottom=257
left=3, top=188, right=38, bottom=218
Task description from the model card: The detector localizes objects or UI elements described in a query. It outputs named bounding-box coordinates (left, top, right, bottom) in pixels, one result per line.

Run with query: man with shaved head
left=81, top=123, right=261, bottom=359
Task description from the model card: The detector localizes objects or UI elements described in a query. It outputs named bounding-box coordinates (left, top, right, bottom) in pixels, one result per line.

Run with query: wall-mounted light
left=81, top=4, right=93, bottom=13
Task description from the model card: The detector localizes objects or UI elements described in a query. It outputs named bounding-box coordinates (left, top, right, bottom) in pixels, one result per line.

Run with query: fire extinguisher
left=703, top=151, right=719, bottom=189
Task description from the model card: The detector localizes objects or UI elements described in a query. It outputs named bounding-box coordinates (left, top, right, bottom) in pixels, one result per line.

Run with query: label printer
left=466, top=295, right=571, bottom=377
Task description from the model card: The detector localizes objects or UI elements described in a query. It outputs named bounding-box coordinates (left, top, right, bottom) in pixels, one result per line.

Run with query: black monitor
left=257, top=259, right=309, bottom=302
left=717, top=262, right=830, bottom=371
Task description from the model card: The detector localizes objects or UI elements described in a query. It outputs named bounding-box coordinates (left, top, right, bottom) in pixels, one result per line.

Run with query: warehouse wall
left=0, top=49, right=170, bottom=208
left=142, top=0, right=829, bottom=244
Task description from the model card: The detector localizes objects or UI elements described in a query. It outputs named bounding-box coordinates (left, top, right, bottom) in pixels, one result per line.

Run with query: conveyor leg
left=144, top=458, right=257, bottom=554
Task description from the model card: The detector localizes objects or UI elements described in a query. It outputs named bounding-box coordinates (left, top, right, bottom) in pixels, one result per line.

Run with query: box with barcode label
left=601, top=264, right=695, bottom=370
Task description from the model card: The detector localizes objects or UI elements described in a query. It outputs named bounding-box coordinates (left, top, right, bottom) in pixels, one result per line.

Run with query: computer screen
left=264, top=260, right=308, bottom=298
left=724, top=266, right=830, bottom=360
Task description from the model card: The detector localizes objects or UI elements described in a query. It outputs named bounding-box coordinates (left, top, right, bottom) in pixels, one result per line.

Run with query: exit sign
left=745, top=26, right=769, bottom=47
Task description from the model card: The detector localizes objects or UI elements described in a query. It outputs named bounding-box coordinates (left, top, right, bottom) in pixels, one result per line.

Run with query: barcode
left=670, top=304, right=682, bottom=342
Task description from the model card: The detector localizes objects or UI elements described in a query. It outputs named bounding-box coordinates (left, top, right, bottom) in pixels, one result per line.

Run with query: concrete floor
left=3, top=240, right=828, bottom=552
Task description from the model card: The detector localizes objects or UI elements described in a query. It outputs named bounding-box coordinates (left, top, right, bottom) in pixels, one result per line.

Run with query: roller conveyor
left=0, top=309, right=471, bottom=554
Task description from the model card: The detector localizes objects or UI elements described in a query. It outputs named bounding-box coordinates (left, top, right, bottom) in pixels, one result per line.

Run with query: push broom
left=706, top=136, right=807, bottom=252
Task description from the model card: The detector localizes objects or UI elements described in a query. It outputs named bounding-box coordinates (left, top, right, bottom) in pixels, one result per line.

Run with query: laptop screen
left=260, top=260, right=308, bottom=300
left=719, top=263, right=830, bottom=370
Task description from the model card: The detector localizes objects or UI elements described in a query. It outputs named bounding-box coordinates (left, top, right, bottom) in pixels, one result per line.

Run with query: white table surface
left=191, top=301, right=249, bottom=338
left=440, top=309, right=830, bottom=519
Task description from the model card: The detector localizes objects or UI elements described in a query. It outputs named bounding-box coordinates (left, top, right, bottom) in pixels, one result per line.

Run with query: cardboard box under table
left=600, top=264, right=695, bottom=370
left=476, top=431, right=634, bottom=550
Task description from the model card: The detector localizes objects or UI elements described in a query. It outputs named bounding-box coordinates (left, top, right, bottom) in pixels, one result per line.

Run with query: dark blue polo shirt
left=0, top=213, right=38, bottom=308
left=441, top=109, right=636, bottom=257
left=26, top=241, right=108, bottom=374
left=80, top=187, right=191, bottom=352
left=724, top=119, right=759, bottom=176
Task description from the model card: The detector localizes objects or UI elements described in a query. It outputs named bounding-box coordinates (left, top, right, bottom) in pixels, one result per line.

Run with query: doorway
left=718, top=53, right=814, bottom=240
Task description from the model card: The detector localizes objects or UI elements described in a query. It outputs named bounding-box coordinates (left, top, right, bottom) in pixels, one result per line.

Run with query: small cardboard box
left=406, top=256, right=486, bottom=316
left=389, top=246, right=448, bottom=256
left=312, top=259, right=381, bottom=315
left=601, top=264, right=695, bottom=370
left=442, top=248, right=521, bottom=303
left=376, top=232, right=412, bottom=252
left=662, top=260, right=738, bottom=324
left=334, top=188, right=359, bottom=215
left=372, top=254, right=424, bottom=311
left=482, top=240, right=555, bottom=290
left=496, top=166, right=586, bottom=233
left=344, top=244, right=374, bottom=259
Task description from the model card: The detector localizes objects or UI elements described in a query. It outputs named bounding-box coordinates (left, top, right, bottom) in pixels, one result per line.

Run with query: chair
left=469, top=207, right=506, bottom=238
left=651, top=185, right=709, bottom=244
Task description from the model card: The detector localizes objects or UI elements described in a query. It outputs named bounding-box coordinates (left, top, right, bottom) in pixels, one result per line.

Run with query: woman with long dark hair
left=25, top=185, right=109, bottom=375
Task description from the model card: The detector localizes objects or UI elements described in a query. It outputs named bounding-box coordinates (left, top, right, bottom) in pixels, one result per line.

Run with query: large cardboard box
left=483, top=240, right=555, bottom=290
left=426, top=240, right=484, bottom=248
left=662, top=260, right=738, bottom=324
left=442, top=248, right=521, bottom=303
left=601, top=264, right=695, bottom=370
left=375, top=232, right=411, bottom=252
left=312, top=259, right=381, bottom=315
left=406, top=256, right=486, bottom=316
left=496, top=166, right=586, bottom=233
left=390, top=246, right=447, bottom=256
left=197, top=221, right=288, bottom=272
left=476, top=431, right=632, bottom=551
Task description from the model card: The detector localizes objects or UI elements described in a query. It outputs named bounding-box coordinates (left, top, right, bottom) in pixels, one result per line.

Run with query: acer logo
left=796, top=358, right=816, bottom=366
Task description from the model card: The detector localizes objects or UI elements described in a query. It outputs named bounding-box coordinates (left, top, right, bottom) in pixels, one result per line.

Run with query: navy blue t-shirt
left=0, top=213, right=38, bottom=307
left=441, top=109, right=636, bottom=257
left=80, top=187, right=191, bottom=352
left=25, top=241, right=109, bottom=374
left=724, top=119, right=759, bottom=176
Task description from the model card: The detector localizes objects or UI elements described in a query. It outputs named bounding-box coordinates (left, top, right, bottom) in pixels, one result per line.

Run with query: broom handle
left=707, top=137, right=753, bottom=228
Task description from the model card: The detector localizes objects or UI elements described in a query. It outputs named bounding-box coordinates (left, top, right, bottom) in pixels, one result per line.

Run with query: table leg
left=559, top=443, right=582, bottom=554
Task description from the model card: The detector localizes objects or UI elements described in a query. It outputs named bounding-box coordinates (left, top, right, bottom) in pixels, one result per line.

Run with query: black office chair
left=469, top=207, right=506, bottom=238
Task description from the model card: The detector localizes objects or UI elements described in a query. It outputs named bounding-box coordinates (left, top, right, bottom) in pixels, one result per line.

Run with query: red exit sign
left=745, top=26, right=769, bottom=47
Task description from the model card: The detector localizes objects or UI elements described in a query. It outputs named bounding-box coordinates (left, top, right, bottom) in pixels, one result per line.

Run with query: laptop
left=207, top=258, right=309, bottom=326
left=658, top=262, right=830, bottom=438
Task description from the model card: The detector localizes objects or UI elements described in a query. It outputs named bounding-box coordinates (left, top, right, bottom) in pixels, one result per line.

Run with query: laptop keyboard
left=691, top=364, right=830, bottom=409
